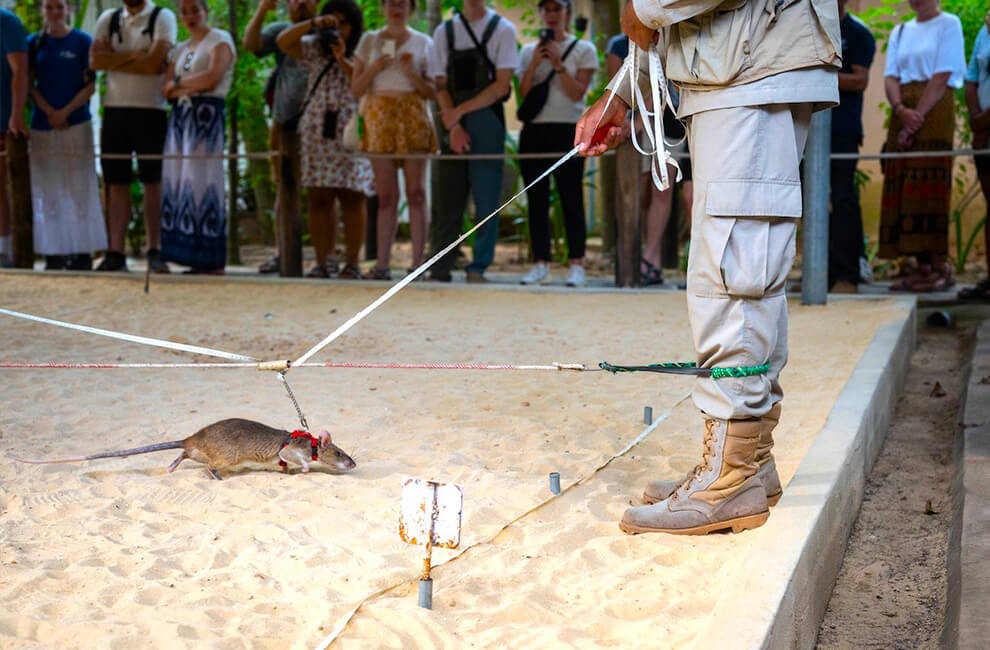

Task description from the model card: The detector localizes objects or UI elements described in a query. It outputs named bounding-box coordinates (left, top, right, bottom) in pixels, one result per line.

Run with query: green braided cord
left=598, top=361, right=770, bottom=379
left=710, top=362, right=771, bottom=379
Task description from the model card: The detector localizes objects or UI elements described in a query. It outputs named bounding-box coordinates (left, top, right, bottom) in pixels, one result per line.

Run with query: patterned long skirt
left=161, top=96, right=227, bottom=270
left=878, top=81, right=954, bottom=260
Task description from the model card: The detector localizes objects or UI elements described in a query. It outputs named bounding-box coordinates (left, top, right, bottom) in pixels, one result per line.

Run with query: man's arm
left=838, top=64, right=869, bottom=92
left=90, top=36, right=135, bottom=71
left=244, top=0, right=277, bottom=53
left=7, top=51, right=28, bottom=136
left=629, top=0, right=730, bottom=32
left=113, top=39, right=171, bottom=75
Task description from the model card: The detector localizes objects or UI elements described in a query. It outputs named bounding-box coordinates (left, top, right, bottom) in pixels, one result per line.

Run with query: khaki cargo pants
left=686, top=103, right=812, bottom=420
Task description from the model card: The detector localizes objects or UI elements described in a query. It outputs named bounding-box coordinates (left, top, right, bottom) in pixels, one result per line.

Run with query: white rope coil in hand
left=617, top=43, right=683, bottom=192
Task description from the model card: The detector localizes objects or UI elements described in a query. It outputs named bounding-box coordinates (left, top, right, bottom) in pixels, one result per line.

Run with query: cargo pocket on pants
left=707, top=179, right=801, bottom=298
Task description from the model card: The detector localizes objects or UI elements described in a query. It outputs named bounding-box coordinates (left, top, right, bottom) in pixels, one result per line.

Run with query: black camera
left=539, top=28, right=554, bottom=44
left=319, top=25, right=340, bottom=52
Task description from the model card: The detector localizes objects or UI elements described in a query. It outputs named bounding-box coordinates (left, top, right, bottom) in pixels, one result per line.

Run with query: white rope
left=314, top=391, right=692, bottom=648
left=289, top=146, right=584, bottom=370
left=623, top=44, right=681, bottom=191
left=0, top=308, right=257, bottom=362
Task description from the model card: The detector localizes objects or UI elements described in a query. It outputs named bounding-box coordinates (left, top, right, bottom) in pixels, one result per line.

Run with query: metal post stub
left=549, top=472, right=561, bottom=495
left=644, top=406, right=653, bottom=425
left=418, top=578, right=433, bottom=609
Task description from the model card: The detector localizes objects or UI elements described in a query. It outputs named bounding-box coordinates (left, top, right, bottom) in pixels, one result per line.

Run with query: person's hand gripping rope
left=574, top=1, right=656, bottom=157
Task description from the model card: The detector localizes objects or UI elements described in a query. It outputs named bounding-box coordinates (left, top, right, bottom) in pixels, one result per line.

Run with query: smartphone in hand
left=381, top=39, right=396, bottom=58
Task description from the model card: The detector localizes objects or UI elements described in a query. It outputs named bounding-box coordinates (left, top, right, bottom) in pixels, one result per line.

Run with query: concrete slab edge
left=695, top=298, right=917, bottom=650
left=945, top=319, right=990, bottom=650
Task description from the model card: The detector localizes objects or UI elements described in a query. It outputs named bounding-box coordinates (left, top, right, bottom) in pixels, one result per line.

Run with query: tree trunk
left=226, top=0, right=241, bottom=265
left=614, top=141, right=640, bottom=287
left=426, top=0, right=442, bottom=32
left=277, top=130, right=303, bottom=276
left=7, top=134, right=33, bottom=269
left=591, top=0, right=621, bottom=255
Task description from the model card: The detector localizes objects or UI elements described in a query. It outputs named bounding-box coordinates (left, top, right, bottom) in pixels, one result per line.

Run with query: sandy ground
left=0, top=274, right=907, bottom=649
left=817, top=315, right=982, bottom=649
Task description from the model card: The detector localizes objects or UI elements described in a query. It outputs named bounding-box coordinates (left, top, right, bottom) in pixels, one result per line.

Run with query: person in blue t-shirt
left=0, top=7, right=29, bottom=267
left=828, top=0, right=875, bottom=293
left=27, top=0, right=107, bottom=270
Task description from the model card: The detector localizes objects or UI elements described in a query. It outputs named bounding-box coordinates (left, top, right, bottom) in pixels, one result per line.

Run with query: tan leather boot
left=642, top=403, right=784, bottom=506
left=621, top=418, right=769, bottom=535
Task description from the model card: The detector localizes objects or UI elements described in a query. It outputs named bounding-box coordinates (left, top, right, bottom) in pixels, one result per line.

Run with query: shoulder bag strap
left=457, top=11, right=497, bottom=79
left=292, top=60, right=334, bottom=124
left=542, top=37, right=580, bottom=85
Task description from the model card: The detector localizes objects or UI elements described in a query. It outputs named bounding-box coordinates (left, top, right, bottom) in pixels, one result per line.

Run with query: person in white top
left=158, top=0, right=235, bottom=274
left=352, top=0, right=435, bottom=280
left=880, top=0, right=965, bottom=292
left=425, top=0, right=518, bottom=283
left=90, top=0, right=177, bottom=272
left=515, top=0, right=596, bottom=287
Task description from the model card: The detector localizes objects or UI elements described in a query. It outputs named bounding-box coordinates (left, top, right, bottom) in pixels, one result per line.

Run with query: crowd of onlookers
left=0, top=0, right=989, bottom=298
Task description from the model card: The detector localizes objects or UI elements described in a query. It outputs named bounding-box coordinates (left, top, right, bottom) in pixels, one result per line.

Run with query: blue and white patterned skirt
left=161, top=96, right=227, bottom=270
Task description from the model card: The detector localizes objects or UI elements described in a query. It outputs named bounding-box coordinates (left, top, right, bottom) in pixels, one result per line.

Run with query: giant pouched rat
left=8, top=418, right=356, bottom=480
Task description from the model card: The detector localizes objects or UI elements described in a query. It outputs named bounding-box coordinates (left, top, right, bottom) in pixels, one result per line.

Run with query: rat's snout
left=327, top=446, right=356, bottom=472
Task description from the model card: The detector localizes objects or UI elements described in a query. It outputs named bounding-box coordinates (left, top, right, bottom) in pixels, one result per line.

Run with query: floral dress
left=299, top=35, right=374, bottom=193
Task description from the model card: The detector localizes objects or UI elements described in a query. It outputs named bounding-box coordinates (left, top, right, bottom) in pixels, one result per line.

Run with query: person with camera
left=515, top=0, right=596, bottom=287
left=158, top=0, right=236, bottom=274
left=244, top=0, right=317, bottom=275
left=278, top=0, right=374, bottom=279
left=575, top=0, right=839, bottom=536
left=352, top=0, right=435, bottom=281
left=426, top=0, right=518, bottom=283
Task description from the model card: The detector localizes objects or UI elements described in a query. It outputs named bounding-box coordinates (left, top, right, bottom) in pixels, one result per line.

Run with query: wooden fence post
left=614, top=140, right=640, bottom=287
left=277, top=129, right=303, bottom=276
left=8, top=134, right=33, bottom=269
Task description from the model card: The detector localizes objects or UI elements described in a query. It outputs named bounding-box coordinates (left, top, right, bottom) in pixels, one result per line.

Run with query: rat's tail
left=9, top=440, right=185, bottom=464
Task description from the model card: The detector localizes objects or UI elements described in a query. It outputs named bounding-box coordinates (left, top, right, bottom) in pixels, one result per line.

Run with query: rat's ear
left=318, top=430, right=333, bottom=450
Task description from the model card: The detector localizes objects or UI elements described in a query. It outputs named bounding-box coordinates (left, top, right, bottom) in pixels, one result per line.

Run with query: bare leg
left=307, top=187, right=334, bottom=267
left=643, top=168, right=675, bottom=269
left=107, top=183, right=132, bottom=253
left=371, top=158, right=399, bottom=271
left=403, top=159, right=429, bottom=268
left=337, top=188, right=367, bottom=267
left=143, top=181, right=162, bottom=249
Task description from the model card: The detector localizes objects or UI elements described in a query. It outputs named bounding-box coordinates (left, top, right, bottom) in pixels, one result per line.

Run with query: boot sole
left=641, top=490, right=782, bottom=507
left=619, top=510, right=770, bottom=536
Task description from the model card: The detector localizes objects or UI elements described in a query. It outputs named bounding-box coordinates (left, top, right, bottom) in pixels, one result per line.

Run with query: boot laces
left=671, top=419, right=718, bottom=500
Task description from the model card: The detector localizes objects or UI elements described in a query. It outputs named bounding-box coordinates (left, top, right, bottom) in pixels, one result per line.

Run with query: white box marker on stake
left=399, top=478, right=464, bottom=609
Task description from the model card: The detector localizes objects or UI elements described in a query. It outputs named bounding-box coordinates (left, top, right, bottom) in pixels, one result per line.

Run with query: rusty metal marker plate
left=399, top=478, right=464, bottom=549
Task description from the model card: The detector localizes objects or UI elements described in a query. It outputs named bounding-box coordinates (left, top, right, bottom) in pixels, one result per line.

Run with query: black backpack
left=108, top=5, right=163, bottom=45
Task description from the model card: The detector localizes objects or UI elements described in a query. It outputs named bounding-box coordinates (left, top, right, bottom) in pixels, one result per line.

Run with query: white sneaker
left=520, top=262, right=551, bottom=285
left=566, top=264, right=586, bottom=287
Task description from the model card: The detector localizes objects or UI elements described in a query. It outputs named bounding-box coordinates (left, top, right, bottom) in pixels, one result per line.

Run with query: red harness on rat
left=279, top=430, right=319, bottom=469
